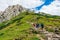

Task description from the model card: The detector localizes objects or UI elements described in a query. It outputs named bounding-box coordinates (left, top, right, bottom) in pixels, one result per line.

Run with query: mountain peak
left=0, top=4, right=25, bottom=23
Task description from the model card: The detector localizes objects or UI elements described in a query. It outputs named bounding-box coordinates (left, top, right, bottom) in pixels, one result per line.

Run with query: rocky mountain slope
left=0, top=4, right=26, bottom=23
left=0, top=10, right=60, bottom=40
left=0, top=4, right=60, bottom=40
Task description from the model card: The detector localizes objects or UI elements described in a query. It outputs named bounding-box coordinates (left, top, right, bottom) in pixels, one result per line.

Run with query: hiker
left=32, top=22, right=39, bottom=30
left=36, top=23, right=39, bottom=28
left=31, top=23, right=36, bottom=29
left=32, top=23, right=36, bottom=27
left=40, top=23, right=44, bottom=30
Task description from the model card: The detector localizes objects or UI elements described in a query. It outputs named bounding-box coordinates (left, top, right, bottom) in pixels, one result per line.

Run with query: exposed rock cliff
left=0, top=4, right=25, bottom=23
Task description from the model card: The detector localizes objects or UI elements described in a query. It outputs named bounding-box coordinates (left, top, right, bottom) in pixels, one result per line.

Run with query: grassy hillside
left=0, top=11, right=60, bottom=40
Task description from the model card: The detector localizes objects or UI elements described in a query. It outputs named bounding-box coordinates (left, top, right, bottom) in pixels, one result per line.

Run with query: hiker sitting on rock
left=32, top=22, right=39, bottom=30
left=32, top=23, right=36, bottom=27
left=32, top=22, right=44, bottom=30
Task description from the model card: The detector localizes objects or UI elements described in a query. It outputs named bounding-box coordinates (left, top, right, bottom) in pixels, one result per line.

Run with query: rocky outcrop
left=0, top=4, right=26, bottom=23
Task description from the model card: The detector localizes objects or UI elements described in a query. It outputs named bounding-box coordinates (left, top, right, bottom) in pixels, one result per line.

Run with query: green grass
left=0, top=11, right=60, bottom=40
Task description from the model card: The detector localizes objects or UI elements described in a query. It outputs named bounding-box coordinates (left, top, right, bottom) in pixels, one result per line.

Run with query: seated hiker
left=32, top=22, right=39, bottom=30
left=33, top=23, right=36, bottom=27
left=31, top=22, right=36, bottom=28
left=32, top=22, right=39, bottom=28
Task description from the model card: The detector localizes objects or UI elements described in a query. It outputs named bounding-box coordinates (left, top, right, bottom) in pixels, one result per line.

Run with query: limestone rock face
left=0, top=4, right=25, bottom=23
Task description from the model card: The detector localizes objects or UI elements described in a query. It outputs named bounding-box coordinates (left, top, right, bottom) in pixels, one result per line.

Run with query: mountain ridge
left=0, top=4, right=26, bottom=23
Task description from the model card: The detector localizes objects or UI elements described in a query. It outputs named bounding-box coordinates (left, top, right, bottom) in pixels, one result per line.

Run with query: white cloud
left=20, top=0, right=44, bottom=8
left=40, top=0, right=60, bottom=15
left=0, top=0, right=43, bottom=11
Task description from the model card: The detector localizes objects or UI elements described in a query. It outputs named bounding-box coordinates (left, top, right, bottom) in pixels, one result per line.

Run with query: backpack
left=41, top=23, right=44, bottom=28
left=36, top=24, right=39, bottom=28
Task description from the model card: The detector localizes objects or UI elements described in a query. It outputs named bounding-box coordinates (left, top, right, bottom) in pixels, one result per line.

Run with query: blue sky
left=0, top=0, right=60, bottom=15
left=35, top=0, right=55, bottom=10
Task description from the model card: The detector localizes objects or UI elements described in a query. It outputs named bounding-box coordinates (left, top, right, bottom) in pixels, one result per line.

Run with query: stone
left=0, top=4, right=26, bottom=23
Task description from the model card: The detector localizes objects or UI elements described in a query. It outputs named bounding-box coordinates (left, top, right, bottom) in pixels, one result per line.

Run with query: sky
left=35, top=0, right=55, bottom=10
left=0, top=0, right=60, bottom=15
